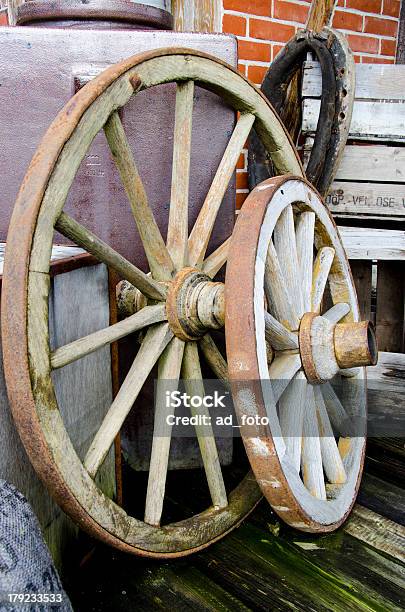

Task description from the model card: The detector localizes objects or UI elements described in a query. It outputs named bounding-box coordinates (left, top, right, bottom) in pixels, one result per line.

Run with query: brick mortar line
left=236, top=32, right=397, bottom=43
left=224, top=8, right=399, bottom=22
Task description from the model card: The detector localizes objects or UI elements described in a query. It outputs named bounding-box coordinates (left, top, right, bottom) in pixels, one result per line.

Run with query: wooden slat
left=279, top=372, right=307, bottom=472
left=323, top=302, right=350, bottom=324
left=313, top=387, right=346, bottom=484
left=350, top=261, right=372, bottom=321
left=182, top=342, right=228, bottom=510
left=202, top=238, right=230, bottom=278
left=296, top=211, right=315, bottom=313
left=51, top=304, right=166, bottom=370
left=301, top=387, right=326, bottom=500
left=265, top=241, right=300, bottom=331
left=264, top=311, right=299, bottom=351
left=104, top=111, right=174, bottom=280
left=345, top=505, right=405, bottom=564
left=273, top=205, right=304, bottom=318
left=303, top=98, right=405, bottom=142
left=326, top=182, right=405, bottom=219
left=303, top=61, right=405, bottom=101
left=188, top=112, right=255, bottom=267
left=334, top=145, right=405, bottom=183
left=339, top=227, right=405, bottom=261
left=376, top=262, right=405, bottom=352
left=199, top=334, right=228, bottom=383
left=84, top=323, right=173, bottom=478
left=167, top=81, right=194, bottom=270
left=144, top=338, right=185, bottom=527
left=55, top=212, right=166, bottom=301
left=311, top=247, right=335, bottom=313
left=269, top=354, right=302, bottom=403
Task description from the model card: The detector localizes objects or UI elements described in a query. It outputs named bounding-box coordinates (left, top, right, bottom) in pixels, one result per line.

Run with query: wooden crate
left=302, top=62, right=405, bottom=222
left=302, top=62, right=405, bottom=355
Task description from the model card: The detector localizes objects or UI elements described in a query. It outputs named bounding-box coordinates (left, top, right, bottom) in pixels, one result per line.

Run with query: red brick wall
left=222, top=0, right=400, bottom=207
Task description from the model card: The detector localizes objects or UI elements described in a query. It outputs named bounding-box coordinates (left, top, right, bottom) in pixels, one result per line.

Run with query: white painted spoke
left=295, top=211, right=315, bottom=313
left=51, top=304, right=166, bottom=370
left=144, top=338, right=185, bottom=526
left=273, top=205, right=304, bottom=317
left=264, top=311, right=299, bottom=351
left=56, top=212, right=166, bottom=301
left=182, top=342, right=228, bottom=509
left=314, top=386, right=347, bottom=484
left=323, top=302, right=350, bottom=324
left=320, top=382, right=352, bottom=437
left=311, top=246, right=335, bottom=313
left=199, top=334, right=228, bottom=384
left=104, top=111, right=174, bottom=280
left=269, top=354, right=302, bottom=403
left=188, top=112, right=255, bottom=267
left=265, top=241, right=300, bottom=331
left=279, top=372, right=307, bottom=472
left=301, top=386, right=326, bottom=500
left=84, top=323, right=173, bottom=478
left=167, top=81, right=194, bottom=270
left=202, top=237, right=230, bottom=279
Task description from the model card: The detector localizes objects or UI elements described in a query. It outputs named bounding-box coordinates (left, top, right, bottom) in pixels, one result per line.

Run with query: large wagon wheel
left=226, top=175, right=377, bottom=532
left=1, top=49, right=303, bottom=557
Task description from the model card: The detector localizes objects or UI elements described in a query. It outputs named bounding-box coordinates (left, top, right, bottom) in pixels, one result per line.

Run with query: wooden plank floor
left=67, top=446, right=405, bottom=612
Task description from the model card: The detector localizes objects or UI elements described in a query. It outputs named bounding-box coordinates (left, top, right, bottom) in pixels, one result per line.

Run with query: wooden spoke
left=295, top=211, right=315, bottom=313
left=265, top=241, right=300, bottom=331
left=104, top=111, right=174, bottom=280
left=279, top=372, right=307, bottom=472
left=311, top=246, right=335, bottom=313
left=323, top=302, right=350, bottom=324
left=167, top=81, right=194, bottom=270
left=320, top=382, right=352, bottom=437
left=202, top=237, right=230, bottom=279
left=188, top=112, right=255, bottom=267
left=199, top=334, right=228, bottom=383
left=51, top=304, right=166, bottom=370
left=144, top=338, right=185, bottom=527
left=182, top=342, right=228, bottom=509
left=313, top=387, right=347, bottom=484
left=301, top=386, right=326, bottom=500
left=84, top=323, right=173, bottom=478
left=273, top=205, right=304, bottom=318
left=55, top=212, right=166, bottom=301
left=269, top=354, right=302, bottom=403
left=264, top=311, right=299, bottom=351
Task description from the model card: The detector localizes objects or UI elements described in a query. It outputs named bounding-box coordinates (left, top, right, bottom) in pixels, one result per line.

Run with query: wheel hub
left=166, top=267, right=225, bottom=341
left=299, top=312, right=377, bottom=384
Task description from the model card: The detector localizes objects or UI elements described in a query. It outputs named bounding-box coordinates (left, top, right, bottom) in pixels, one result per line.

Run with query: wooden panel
left=325, top=182, right=405, bottom=219
left=338, top=227, right=405, bottom=260
left=303, top=98, right=405, bottom=142
left=335, top=145, right=405, bottom=183
left=303, top=61, right=405, bottom=101
left=350, top=260, right=372, bottom=320
left=376, top=261, right=405, bottom=352
left=0, top=264, right=114, bottom=570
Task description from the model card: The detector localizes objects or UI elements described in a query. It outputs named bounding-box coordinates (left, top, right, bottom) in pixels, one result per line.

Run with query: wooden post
left=172, top=0, right=222, bottom=32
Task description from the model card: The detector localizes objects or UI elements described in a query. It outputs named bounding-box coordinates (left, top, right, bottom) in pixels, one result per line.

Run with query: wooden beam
left=172, top=0, right=222, bottom=33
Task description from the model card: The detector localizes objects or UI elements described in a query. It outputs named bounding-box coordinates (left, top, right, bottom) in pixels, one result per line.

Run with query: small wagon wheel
left=226, top=176, right=377, bottom=532
left=1, top=49, right=303, bottom=557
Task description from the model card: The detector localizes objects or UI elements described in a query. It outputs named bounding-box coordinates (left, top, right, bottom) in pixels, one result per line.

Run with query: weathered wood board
left=302, top=61, right=405, bottom=220
left=0, top=251, right=114, bottom=571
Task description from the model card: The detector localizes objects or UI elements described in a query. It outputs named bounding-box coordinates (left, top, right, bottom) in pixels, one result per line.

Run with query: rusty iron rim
left=1, top=48, right=304, bottom=556
left=226, top=175, right=366, bottom=533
